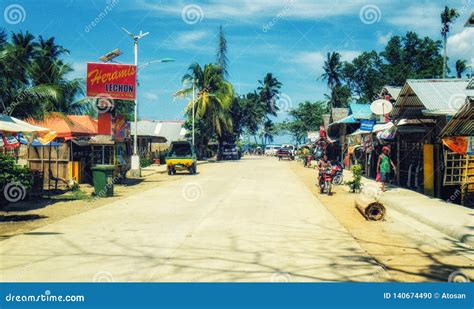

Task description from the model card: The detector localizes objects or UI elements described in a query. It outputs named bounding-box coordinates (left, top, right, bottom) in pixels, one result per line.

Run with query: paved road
left=0, top=157, right=388, bottom=282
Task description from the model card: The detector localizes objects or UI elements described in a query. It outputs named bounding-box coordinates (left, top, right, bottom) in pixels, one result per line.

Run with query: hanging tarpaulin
left=2, top=132, right=20, bottom=148
left=467, top=136, right=474, bottom=155
left=442, top=136, right=467, bottom=154
left=37, top=131, right=58, bottom=145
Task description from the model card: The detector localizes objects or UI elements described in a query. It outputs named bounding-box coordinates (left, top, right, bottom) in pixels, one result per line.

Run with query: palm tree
left=455, top=59, right=467, bottom=78
left=0, top=31, right=83, bottom=119
left=321, top=52, right=342, bottom=90
left=441, top=6, right=459, bottom=78
left=261, top=119, right=275, bottom=145
left=257, top=73, right=282, bottom=117
left=175, top=63, right=234, bottom=139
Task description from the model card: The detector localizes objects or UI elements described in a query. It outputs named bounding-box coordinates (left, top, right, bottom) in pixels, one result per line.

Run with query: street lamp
left=121, top=27, right=149, bottom=177
left=99, top=48, right=123, bottom=62
left=138, top=58, right=174, bottom=72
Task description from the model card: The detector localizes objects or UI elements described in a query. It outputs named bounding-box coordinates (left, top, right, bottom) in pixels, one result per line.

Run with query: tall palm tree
left=455, top=59, right=467, bottom=78
left=441, top=6, right=459, bottom=78
left=261, top=119, right=275, bottom=145
left=0, top=31, right=83, bottom=119
left=175, top=63, right=234, bottom=139
left=257, top=73, right=282, bottom=117
left=321, top=52, right=342, bottom=90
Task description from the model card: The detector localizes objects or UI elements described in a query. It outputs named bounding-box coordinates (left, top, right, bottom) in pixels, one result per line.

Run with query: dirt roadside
left=288, top=159, right=473, bottom=282
left=0, top=166, right=187, bottom=240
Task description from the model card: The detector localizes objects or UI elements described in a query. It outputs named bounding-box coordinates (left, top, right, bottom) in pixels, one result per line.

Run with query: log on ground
left=355, top=195, right=386, bottom=221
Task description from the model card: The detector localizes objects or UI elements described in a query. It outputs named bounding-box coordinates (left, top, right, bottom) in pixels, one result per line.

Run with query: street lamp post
left=192, top=79, right=195, bottom=146
left=122, top=27, right=149, bottom=177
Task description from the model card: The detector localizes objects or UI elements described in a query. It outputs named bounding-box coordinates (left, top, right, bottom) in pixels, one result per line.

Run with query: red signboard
left=86, top=63, right=137, bottom=100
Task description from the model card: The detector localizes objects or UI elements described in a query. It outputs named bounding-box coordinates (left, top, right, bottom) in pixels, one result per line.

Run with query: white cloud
left=386, top=4, right=441, bottom=36
left=377, top=31, right=393, bottom=45
left=292, top=50, right=360, bottom=74
left=143, top=92, right=159, bottom=101
left=163, top=30, right=214, bottom=52
left=135, top=0, right=388, bottom=21
left=447, top=28, right=474, bottom=65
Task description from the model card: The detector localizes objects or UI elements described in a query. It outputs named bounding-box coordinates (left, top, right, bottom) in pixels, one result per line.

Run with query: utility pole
left=122, top=27, right=149, bottom=177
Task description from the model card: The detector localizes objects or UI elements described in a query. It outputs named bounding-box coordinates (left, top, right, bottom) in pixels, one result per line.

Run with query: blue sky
left=2, top=0, right=473, bottom=142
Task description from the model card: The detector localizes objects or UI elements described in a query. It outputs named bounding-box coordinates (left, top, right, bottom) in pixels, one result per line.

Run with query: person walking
left=377, top=146, right=396, bottom=192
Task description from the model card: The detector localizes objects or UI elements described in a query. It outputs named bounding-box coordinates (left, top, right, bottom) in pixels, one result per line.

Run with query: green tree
left=0, top=31, right=83, bottom=119
left=281, top=101, right=327, bottom=144
left=257, top=73, right=282, bottom=117
left=440, top=6, right=460, bottom=78
left=175, top=63, right=234, bottom=142
left=342, top=51, right=385, bottom=102
left=321, top=52, right=343, bottom=89
left=455, top=59, right=467, bottom=78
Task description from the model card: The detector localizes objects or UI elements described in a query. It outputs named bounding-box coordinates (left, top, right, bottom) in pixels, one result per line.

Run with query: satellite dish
left=370, top=99, right=393, bottom=115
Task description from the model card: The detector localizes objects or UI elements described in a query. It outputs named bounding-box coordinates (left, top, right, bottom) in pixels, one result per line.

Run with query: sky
left=2, top=0, right=473, bottom=143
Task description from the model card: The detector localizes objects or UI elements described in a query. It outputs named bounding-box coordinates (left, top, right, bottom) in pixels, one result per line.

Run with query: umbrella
left=0, top=114, right=49, bottom=133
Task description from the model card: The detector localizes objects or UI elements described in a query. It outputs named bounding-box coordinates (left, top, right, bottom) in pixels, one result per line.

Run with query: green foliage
left=280, top=101, right=328, bottom=144
left=0, top=31, right=84, bottom=119
left=345, top=164, right=363, bottom=193
left=455, top=59, right=468, bottom=78
left=0, top=153, right=32, bottom=201
left=343, top=51, right=385, bottom=102
left=258, top=73, right=282, bottom=117
left=140, top=156, right=153, bottom=168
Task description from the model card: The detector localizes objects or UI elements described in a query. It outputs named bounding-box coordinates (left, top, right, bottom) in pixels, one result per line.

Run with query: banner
left=86, top=63, right=137, bottom=100
left=443, top=137, right=467, bottom=154
left=360, top=119, right=376, bottom=132
left=0, top=283, right=471, bottom=308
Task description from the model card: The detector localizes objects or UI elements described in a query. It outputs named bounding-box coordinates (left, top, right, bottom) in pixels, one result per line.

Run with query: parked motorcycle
left=331, top=162, right=344, bottom=185
left=319, top=167, right=333, bottom=195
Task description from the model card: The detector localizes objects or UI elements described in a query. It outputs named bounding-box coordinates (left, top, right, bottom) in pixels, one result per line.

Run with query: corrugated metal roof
left=381, top=86, right=402, bottom=100
left=349, top=103, right=373, bottom=119
left=440, top=97, right=474, bottom=137
left=155, top=121, right=187, bottom=142
left=331, top=108, right=349, bottom=122
left=392, top=79, right=473, bottom=118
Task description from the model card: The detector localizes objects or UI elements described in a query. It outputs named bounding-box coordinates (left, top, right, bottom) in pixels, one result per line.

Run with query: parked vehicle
left=319, top=166, right=333, bottom=195
left=281, top=144, right=296, bottom=155
left=165, top=141, right=197, bottom=175
left=331, top=162, right=344, bottom=185
left=276, top=147, right=295, bottom=160
left=217, top=143, right=241, bottom=160
left=264, top=145, right=281, bottom=156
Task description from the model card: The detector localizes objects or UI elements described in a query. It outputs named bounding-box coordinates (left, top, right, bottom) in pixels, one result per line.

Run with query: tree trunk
left=443, top=34, right=447, bottom=78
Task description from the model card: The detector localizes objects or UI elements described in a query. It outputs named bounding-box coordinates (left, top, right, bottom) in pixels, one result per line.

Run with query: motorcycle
left=319, top=167, right=333, bottom=195
left=331, top=162, right=344, bottom=185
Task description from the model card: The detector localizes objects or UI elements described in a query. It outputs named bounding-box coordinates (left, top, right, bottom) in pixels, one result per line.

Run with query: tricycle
left=165, top=141, right=197, bottom=175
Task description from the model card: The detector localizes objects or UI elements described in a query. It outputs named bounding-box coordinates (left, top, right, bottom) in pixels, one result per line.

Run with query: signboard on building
left=360, top=119, right=376, bottom=132
left=86, top=63, right=137, bottom=100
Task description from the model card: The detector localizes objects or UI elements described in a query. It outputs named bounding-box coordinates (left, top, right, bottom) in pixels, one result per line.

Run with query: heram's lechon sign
left=87, top=63, right=137, bottom=100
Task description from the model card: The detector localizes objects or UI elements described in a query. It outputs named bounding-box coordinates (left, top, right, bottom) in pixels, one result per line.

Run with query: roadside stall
left=439, top=97, right=474, bottom=206
left=26, top=115, right=98, bottom=187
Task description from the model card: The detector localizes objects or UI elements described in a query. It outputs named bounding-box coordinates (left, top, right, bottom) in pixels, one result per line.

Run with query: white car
left=264, top=145, right=281, bottom=156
